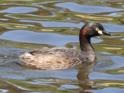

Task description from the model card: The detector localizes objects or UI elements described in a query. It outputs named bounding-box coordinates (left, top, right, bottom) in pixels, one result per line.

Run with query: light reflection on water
left=55, top=2, right=123, bottom=14
left=0, top=6, right=38, bottom=14
left=0, top=0, right=124, bottom=93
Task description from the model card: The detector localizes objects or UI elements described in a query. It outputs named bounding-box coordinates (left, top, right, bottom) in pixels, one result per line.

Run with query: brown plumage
left=19, top=23, right=111, bottom=70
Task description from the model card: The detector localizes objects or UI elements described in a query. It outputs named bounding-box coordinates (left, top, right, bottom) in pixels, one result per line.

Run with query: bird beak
left=96, top=27, right=111, bottom=36
left=103, top=31, right=111, bottom=36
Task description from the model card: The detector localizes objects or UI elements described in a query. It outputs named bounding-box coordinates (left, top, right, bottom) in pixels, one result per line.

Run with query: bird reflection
left=77, top=62, right=95, bottom=93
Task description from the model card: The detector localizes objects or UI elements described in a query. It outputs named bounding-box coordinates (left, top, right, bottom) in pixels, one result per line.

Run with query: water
left=0, top=0, right=124, bottom=93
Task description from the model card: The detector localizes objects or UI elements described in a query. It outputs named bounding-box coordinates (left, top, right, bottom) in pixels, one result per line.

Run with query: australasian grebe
left=19, top=23, right=110, bottom=70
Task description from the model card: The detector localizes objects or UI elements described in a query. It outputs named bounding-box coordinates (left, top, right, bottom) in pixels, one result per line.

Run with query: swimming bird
left=19, top=23, right=110, bottom=70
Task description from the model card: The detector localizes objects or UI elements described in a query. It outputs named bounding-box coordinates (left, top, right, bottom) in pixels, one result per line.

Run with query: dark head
left=79, top=23, right=111, bottom=51
left=80, top=23, right=111, bottom=38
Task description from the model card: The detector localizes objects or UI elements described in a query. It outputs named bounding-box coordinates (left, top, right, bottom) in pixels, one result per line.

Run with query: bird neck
left=79, top=30, right=94, bottom=52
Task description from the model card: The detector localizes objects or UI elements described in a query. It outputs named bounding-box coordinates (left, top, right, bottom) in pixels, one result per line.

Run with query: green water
left=0, top=0, right=124, bottom=93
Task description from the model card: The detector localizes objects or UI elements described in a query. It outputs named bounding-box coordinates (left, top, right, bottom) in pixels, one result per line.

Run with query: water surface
left=0, top=0, right=124, bottom=93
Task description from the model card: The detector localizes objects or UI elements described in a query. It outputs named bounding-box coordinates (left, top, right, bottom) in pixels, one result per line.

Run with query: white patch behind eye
left=96, top=27, right=103, bottom=35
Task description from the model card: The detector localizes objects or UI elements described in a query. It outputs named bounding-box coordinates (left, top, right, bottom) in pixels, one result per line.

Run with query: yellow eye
left=96, top=27, right=103, bottom=35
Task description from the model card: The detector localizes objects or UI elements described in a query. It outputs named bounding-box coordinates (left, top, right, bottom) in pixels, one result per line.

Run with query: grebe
left=19, top=23, right=110, bottom=70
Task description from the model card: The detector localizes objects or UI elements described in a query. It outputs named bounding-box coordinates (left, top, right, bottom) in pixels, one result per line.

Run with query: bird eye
left=96, top=27, right=103, bottom=35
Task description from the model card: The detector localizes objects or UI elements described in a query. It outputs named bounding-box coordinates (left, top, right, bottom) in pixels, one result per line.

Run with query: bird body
left=20, top=47, right=96, bottom=70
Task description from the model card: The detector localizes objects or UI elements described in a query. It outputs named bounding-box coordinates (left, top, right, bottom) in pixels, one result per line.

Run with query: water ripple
left=0, top=6, right=38, bottom=14
left=0, top=1, right=123, bottom=93
left=0, top=30, right=78, bottom=46
left=56, top=2, right=123, bottom=14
